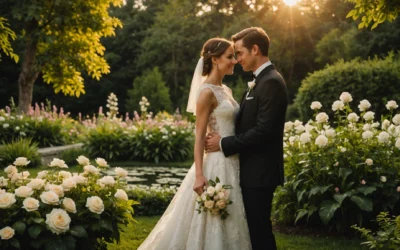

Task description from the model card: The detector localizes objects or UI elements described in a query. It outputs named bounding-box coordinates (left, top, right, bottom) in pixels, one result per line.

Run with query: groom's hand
left=205, top=132, right=221, bottom=153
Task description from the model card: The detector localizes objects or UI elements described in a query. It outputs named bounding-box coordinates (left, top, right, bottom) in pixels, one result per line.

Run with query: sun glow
left=283, top=0, right=299, bottom=6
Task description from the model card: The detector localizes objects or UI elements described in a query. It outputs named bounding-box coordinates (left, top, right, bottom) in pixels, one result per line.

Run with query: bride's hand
left=193, top=175, right=208, bottom=195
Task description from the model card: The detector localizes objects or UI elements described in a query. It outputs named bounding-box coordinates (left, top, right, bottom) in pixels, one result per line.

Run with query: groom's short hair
left=231, top=27, right=270, bottom=56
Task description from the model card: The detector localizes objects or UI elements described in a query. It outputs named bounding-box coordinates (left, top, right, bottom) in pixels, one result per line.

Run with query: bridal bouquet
left=195, top=177, right=233, bottom=220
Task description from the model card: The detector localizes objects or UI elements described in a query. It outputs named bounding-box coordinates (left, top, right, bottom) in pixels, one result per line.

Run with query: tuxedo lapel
left=236, top=90, right=248, bottom=126
left=253, top=64, right=275, bottom=87
left=235, top=64, right=276, bottom=127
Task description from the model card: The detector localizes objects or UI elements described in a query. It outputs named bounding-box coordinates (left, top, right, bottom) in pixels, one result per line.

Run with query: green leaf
left=70, top=225, right=88, bottom=238
left=295, top=209, right=308, bottom=224
left=319, top=200, right=340, bottom=225
left=297, top=190, right=306, bottom=203
left=320, top=184, right=333, bottom=194
left=346, top=9, right=356, bottom=18
left=28, top=225, right=42, bottom=239
left=339, top=168, right=352, bottom=180
left=32, top=217, right=45, bottom=224
left=308, top=186, right=321, bottom=198
left=215, top=177, right=220, bottom=183
left=12, top=221, right=26, bottom=235
left=356, top=186, right=376, bottom=196
left=208, top=180, right=216, bottom=186
left=333, top=193, right=348, bottom=205
left=350, top=195, right=373, bottom=212
left=307, top=206, right=318, bottom=220
left=44, top=236, right=76, bottom=250
left=99, top=219, right=114, bottom=232
left=10, top=238, right=21, bottom=249
left=378, top=14, right=386, bottom=24
left=293, top=179, right=303, bottom=189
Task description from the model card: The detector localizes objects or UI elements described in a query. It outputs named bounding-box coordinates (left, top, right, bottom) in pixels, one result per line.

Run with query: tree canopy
left=0, top=0, right=123, bottom=112
left=346, top=0, right=400, bottom=29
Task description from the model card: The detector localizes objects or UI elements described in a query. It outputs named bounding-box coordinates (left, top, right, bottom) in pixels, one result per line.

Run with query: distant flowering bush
left=0, top=100, right=82, bottom=147
left=274, top=92, right=400, bottom=232
left=0, top=156, right=137, bottom=250
left=85, top=96, right=194, bottom=162
left=0, top=94, right=194, bottom=163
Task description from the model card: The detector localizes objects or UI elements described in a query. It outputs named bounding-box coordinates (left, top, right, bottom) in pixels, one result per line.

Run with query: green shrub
left=128, top=186, right=176, bottom=216
left=352, top=212, right=400, bottom=249
left=274, top=93, right=400, bottom=232
left=123, top=125, right=193, bottom=163
left=59, top=147, right=89, bottom=166
left=84, top=123, right=125, bottom=161
left=293, top=53, right=400, bottom=121
left=26, top=118, right=64, bottom=147
left=0, top=138, right=41, bottom=168
left=0, top=112, right=65, bottom=147
left=84, top=117, right=194, bottom=163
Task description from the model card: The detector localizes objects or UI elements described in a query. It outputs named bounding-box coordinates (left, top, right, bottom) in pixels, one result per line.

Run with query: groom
left=205, top=27, right=288, bottom=250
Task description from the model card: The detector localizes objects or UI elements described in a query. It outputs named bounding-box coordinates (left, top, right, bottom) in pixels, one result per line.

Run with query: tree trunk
left=17, top=21, right=39, bottom=113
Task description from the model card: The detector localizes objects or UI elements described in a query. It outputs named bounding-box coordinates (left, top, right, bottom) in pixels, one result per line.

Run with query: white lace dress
left=138, top=83, right=251, bottom=250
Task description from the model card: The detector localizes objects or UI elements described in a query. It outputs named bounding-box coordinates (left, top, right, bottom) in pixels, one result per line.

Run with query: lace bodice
left=197, top=83, right=240, bottom=137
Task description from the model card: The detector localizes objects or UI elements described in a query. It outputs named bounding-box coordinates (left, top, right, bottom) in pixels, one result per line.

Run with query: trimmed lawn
left=107, top=216, right=365, bottom=250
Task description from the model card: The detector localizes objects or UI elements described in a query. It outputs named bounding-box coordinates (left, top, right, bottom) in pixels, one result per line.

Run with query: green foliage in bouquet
left=352, top=212, right=400, bottom=249
left=0, top=138, right=41, bottom=168
left=274, top=92, right=400, bottom=232
left=196, top=177, right=233, bottom=220
left=0, top=156, right=137, bottom=250
left=294, top=53, right=400, bottom=121
left=127, top=185, right=177, bottom=216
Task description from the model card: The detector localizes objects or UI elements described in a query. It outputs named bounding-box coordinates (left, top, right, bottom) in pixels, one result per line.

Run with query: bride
left=138, top=38, right=251, bottom=250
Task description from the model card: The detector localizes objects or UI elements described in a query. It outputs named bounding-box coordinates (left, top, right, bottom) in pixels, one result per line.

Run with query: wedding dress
left=138, top=83, right=252, bottom=250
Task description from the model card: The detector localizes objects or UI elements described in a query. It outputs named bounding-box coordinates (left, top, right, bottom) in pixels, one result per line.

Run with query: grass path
left=107, top=216, right=365, bottom=250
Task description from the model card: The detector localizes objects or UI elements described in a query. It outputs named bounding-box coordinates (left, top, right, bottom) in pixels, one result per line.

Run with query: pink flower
left=335, top=187, right=339, bottom=193
left=397, top=186, right=400, bottom=192
left=361, top=180, right=366, bottom=185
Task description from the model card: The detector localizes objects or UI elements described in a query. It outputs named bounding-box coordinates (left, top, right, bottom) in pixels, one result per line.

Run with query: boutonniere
left=247, top=81, right=256, bottom=93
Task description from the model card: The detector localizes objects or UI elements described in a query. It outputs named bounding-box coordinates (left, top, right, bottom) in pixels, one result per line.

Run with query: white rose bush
left=274, top=93, right=400, bottom=232
left=0, top=156, right=137, bottom=250
left=195, top=177, right=233, bottom=220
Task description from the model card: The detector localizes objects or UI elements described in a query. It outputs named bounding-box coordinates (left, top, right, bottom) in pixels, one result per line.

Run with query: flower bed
left=0, top=156, right=136, bottom=249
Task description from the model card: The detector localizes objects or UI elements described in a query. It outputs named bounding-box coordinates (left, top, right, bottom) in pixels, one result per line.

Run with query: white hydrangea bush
left=276, top=92, right=400, bottom=231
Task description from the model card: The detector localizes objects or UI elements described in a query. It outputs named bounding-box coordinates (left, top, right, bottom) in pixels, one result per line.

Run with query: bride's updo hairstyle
left=201, top=38, right=232, bottom=76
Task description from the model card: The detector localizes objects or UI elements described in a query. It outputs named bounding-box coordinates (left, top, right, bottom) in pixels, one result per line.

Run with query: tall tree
left=125, top=67, right=172, bottom=113
left=138, top=0, right=208, bottom=110
left=0, top=0, right=123, bottom=113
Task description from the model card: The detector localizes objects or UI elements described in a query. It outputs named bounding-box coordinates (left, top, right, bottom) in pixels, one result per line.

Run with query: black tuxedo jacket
left=221, top=64, right=288, bottom=188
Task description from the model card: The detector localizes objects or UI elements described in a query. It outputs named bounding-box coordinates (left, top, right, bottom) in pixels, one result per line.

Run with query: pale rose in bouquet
left=196, top=177, right=233, bottom=220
